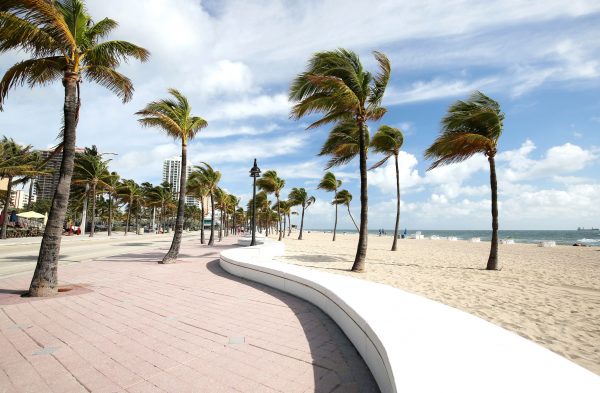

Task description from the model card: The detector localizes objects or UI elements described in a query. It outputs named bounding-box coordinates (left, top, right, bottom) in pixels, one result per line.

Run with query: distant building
left=35, top=147, right=85, bottom=201
left=162, top=156, right=199, bottom=207
left=10, top=188, right=36, bottom=209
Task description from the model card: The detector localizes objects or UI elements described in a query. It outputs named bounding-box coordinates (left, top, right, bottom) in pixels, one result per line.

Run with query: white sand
left=275, top=231, right=600, bottom=375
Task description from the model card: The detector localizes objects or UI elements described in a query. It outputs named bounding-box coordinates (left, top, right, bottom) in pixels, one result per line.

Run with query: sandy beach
left=275, top=231, right=600, bottom=375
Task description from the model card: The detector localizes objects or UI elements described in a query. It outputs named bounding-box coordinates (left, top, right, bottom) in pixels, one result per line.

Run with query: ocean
left=308, top=229, right=600, bottom=247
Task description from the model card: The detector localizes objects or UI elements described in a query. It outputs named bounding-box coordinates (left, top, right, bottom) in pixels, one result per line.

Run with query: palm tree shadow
left=204, top=259, right=379, bottom=392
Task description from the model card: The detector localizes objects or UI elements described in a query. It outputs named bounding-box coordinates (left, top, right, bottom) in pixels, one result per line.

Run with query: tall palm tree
left=214, top=187, right=226, bottom=241
left=72, top=147, right=111, bottom=237
left=228, top=194, right=240, bottom=236
left=146, top=182, right=175, bottom=234
left=117, top=179, right=141, bottom=236
left=318, top=172, right=342, bottom=241
left=256, top=170, right=285, bottom=241
left=333, top=189, right=359, bottom=231
left=196, top=163, right=221, bottom=246
left=290, top=49, right=390, bottom=271
left=103, top=171, right=119, bottom=237
left=370, top=125, right=404, bottom=251
left=187, top=171, right=209, bottom=244
left=288, top=187, right=315, bottom=240
left=0, top=0, right=149, bottom=296
left=425, top=91, right=504, bottom=270
left=136, top=89, right=207, bottom=263
left=0, top=137, right=44, bottom=239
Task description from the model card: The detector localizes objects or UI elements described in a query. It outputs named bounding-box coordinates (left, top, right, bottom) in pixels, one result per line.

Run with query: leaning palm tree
left=318, top=172, right=342, bottom=241
left=103, top=171, right=119, bottom=237
left=136, top=89, right=207, bottom=263
left=0, top=0, right=149, bottom=296
left=333, top=189, right=359, bottom=231
left=290, top=49, right=390, bottom=271
left=116, top=179, right=141, bottom=236
left=288, top=187, right=315, bottom=240
left=196, top=163, right=221, bottom=246
left=0, top=137, right=44, bottom=239
left=425, top=91, right=503, bottom=270
left=187, top=171, right=209, bottom=244
left=256, top=170, right=285, bottom=241
left=72, top=147, right=111, bottom=237
left=370, top=125, right=404, bottom=251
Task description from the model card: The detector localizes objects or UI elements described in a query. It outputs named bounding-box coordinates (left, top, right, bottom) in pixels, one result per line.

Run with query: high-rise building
left=35, top=147, right=84, bottom=201
left=162, top=156, right=199, bottom=207
left=10, top=188, right=36, bottom=209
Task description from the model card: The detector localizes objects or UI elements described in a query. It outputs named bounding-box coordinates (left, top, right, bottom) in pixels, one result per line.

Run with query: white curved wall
left=220, top=241, right=600, bottom=393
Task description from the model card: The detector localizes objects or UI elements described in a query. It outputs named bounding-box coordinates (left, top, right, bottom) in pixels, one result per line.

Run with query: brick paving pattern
left=0, top=236, right=379, bottom=392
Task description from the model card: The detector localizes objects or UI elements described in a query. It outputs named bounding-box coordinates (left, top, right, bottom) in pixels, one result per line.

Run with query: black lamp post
left=249, top=158, right=261, bottom=246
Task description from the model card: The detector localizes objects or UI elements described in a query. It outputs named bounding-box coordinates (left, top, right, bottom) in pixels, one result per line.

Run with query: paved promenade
left=0, top=235, right=378, bottom=392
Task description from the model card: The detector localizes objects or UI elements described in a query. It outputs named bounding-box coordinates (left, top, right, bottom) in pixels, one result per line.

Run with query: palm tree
left=425, top=91, right=504, bottom=270
left=256, top=170, right=285, bottom=241
left=333, top=189, right=359, bottom=231
left=288, top=187, right=315, bottom=240
left=196, top=163, right=221, bottom=246
left=103, top=171, right=119, bottom=236
left=187, top=171, right=209, bottom=244
left=0, top=0, right=149, bottom=296
left=370, top=125, right=404, bottom=251
left=0, top=137, right=44, bottom=239
left=214, top=187, right=226, bottom=241
left=72, top=147, right=111, bottom=237
left=319, top=119, right=369, bottom=169
left=318, top=172, right=342, bottom=241
left=117, top=179, right=141, bottom=235
left=228, top=194, right=240, bottom=236
left=146, top=182, right=175, bottom=234
left=136, top=89, right=207, bottom=263
left=290, top=49, right=390, bottom=271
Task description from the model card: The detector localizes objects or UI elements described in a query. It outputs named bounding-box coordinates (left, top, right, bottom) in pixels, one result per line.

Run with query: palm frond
left=84, top=65, right=133, bottom=102
left=0, top=56, right=65, bottom=110
left=0, top=11, right=60, bottom=56
left=367, top=51, right=391, bottom=108
left=83, top=40, right=150, bottom=68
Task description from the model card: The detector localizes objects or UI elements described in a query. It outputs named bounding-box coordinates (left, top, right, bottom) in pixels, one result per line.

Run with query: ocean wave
left=577, top=238, right=600, bottom=243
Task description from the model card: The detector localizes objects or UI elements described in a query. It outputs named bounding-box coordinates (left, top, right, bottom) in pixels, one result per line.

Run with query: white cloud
left=189, top=134, right=307, bottom=164
left=369, top=151, right=424, bottom=193
left=200, top=123, right=279, bottom=139
left=500, top=140, right=597, bottom=181
left=385, top=77, right=497, bottom=105
left=205, top=93, right=290, bottom=121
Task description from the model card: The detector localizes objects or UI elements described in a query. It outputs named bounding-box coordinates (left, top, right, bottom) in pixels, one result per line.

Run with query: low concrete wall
left=220, top=241, right=600, bottom=393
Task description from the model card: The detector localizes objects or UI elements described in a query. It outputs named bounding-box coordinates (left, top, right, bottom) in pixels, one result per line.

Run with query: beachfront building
left=162, top=156, right=200, bottom=207
left=35, top=148, right=85, bottom=201
left=10, top=187, right=36, bottom=209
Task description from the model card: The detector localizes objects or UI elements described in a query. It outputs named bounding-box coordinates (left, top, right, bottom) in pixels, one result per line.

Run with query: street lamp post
left=249, top=158, right=261, bottom=246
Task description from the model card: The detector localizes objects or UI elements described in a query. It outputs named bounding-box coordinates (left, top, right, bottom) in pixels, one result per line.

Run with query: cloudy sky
left=2, top=0, right=599, bottom=230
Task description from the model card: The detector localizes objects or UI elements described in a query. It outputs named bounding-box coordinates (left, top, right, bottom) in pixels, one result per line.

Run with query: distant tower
left=162, top=156, right=198, bottom=207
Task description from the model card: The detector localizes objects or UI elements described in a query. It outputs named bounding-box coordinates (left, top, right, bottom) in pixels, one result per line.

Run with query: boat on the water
left=577, top=227, right=599, bottom=231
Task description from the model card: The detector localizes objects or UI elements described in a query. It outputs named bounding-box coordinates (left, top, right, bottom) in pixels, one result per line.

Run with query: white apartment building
left=162, top=156, right=199, bottom=207
left=10, top=188, right=36, bottom=209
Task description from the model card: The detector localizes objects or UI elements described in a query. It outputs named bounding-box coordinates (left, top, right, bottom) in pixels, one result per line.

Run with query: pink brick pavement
left=0, top=235, right=378, bottom=392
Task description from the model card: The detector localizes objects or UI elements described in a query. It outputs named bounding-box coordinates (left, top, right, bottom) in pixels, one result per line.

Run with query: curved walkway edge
left=220, top=240, right=600, bottom=393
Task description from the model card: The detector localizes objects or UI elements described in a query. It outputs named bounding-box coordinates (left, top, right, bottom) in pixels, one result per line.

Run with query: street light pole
left=250, top=158, right=261, bottom=246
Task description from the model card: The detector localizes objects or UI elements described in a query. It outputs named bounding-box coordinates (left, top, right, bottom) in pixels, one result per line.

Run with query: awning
left=17, top=211, right=46, bottom=219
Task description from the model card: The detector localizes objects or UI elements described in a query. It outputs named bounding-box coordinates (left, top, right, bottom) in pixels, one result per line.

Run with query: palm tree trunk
left=352, top=119, right=368, bottom=272
left=486, top=155, right=500, bottom=270
left=333, top=188, right=338, bottom=242
left=282, top=213, right=286, bottom=238
left=208, top=193, right=215, bottom=245
left=298, top=205, right=305, bottom=240
left=232, top=207, right=236, bottom=236
left=348, top=205, right=359, bottom=231
left=391, top=154, right=400, bottom=251
left=125, top=196, right=131, bottom=236
left=218, top=208, right=223, bottom=242
left=29, top=72, right=79, bottom=297
left=89, top=184, right=96, bottom=237
left=1, top=176, right=13, bottom=239
left=200, top=198, right=205, bottom=244
left=27, top=180, right=34, bottom=209
left=288, top=213, right=292, bottom=236
left=108, top=194, right=112, bottom=236
left=162, top=141, right=187, bottom=264
left=277, top=197, right=282, bottom=241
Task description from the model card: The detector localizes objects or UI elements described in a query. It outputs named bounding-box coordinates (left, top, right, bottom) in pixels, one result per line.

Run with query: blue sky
left=1, top=0, right=599, bottom=230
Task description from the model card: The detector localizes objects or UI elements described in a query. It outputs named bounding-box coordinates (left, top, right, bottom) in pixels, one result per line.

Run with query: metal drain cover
left=228, top=336, right=245, bottom=345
